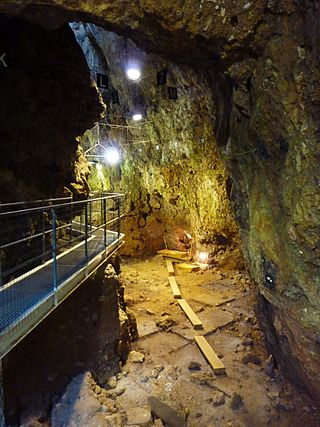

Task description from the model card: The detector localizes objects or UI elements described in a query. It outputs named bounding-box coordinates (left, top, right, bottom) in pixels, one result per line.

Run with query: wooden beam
left=176, top=263, right=200, bottom=273
left=166, top=259, right=175, bottom=276
left=158, top=249, right=189, bottom=261
left=178, top=299, right=203, bottom=330
left=168, top=276, right=181, bottom=299
left=194, top=335, right=226, bottom=375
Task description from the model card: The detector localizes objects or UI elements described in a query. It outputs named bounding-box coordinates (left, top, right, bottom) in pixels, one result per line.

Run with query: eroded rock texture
left=0, top=14, right=102, bottom=201
left=73, top=24, right=239, bottom=260
left=3, top=265, right=136, bottom=425
left=0, top=0, right=319, bottom=404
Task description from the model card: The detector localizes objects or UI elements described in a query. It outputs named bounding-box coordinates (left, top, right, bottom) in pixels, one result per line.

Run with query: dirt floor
left=108, top=255, right=320, bottom=427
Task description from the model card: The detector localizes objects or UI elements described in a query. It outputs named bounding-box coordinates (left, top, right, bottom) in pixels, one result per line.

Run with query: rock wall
left=0, top=0, right=320, bottom=403
left=0, top=14, right=102, bottom=202
left=73, top=24, right=240, bottom=260
left=3, top=264, right=137, bottom=425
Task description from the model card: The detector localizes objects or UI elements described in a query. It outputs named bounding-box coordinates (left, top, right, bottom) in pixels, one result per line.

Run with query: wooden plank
left=178, top=299, right=203, bottom=330
left=176, top=263, right=200, bottom=273
left=158, top=249, right=189, bottom=261
left=166, top=259, right=175, bottom=276
left=194, top=335, right=226, bottom=375
left=168, top=276, right=181, bottom=299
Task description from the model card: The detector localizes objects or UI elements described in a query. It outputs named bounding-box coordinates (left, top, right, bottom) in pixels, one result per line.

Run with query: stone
left=51, top=372, right=102, bottom=427
left=126, top=407, right=152, bottom=426
left=149, top=365, right=165, bottom=379
left=212, top=391, right=225, bottom=406
left=230, top=393, right=244, bottom=410
left=156, top=315, right=177, bottom=331
left=129, top=351, right=145, bottom=363
left=241, top=353, right=261, bottom=366
left=148, top=396, right=187, bottom=427
left=107, top=376, right=117, bottom=389
left=104, top=413, right=127, bottom=427
left=188, top=361, right=202, bottom=371
left=20, top=418, right=43, bottom=427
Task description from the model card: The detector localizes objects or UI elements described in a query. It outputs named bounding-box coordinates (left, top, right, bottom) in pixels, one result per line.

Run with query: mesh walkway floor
left=0, top=228, right=122, bottom=337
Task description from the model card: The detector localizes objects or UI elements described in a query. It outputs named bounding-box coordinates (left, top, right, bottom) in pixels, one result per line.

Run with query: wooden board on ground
left=176, top=263, right=200, bottom=273
left=166, top=259, right=175, bottom=276
left=195, top=335, right=226, bottom=375
left=178, top=299, right=203, bottom=330
left=158, top=249, right=189, bottom=261
left=168, top=276, right=181, bottom=299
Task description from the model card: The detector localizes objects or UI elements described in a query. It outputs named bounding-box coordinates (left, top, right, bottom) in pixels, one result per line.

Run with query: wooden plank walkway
left=168, top=276, right=181, bottom=299
left=195, top=335, right=226, bottom=375
left=178, top=299, right=203, bottom=330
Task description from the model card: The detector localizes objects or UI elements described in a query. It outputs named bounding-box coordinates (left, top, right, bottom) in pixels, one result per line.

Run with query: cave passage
left=0, top=2, right=320, bottom=427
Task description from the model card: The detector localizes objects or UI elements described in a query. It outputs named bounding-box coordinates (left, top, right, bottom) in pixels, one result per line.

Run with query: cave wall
left=0, top=0, right=320, bottom=404
left=73, top=24, right=240, bottom=260
left=3, top=264, right=136, bottom=425
left=224, top=6, right=320, bottom=398
left=0, top=14, right=102, bottom=202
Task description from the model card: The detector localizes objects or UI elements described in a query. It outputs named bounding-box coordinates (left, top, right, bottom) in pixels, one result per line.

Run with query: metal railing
left=0, top=196, right=73, bottom=213
left=0, top=194, right=124, bottom=336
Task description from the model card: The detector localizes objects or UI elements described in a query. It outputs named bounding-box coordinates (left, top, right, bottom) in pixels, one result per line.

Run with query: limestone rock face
left=73, top=24, right=239, bottom=258
left=1, top=0, right=320, bottom=404
left=0, top=14, right=102, bottom=202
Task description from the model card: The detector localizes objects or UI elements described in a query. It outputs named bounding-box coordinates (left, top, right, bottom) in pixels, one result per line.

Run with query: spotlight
left=132, top=113, right=142, bottom=121
left=198, top=252, right=208, bottom=263
left=126, top=67, right=141, bottom=81
left=104, top=147, right=120, bottom=165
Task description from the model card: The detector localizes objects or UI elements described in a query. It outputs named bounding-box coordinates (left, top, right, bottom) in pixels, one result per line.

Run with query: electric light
left=198, top=252, right=208, bottom=262
left=96, top=163, right=103, bottom=171
left=126, top=67, right=141, bottom=81
left=104, top=147, right=120, bottom=165
left=132, top=113, right=142, bottom=121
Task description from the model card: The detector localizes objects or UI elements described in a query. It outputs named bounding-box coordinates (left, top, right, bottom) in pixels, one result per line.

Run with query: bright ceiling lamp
left=126, top=67, right=141, bottom=81
left=104, top=147, right=120, bottom=165
left=132, top=113, right=142, bottom=121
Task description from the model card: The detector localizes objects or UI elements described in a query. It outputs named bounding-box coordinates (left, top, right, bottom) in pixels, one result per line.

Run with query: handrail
left=0, top=193, right=124, bottom=217
left=0, top=194, right=125, bottom=289
left=0, top=196, right=72, bottom=210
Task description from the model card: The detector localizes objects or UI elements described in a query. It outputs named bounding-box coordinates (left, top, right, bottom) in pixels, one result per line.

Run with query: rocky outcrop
left=0, top=14, right=102, bottom=202
left=1, top=0, right=320, bottom=404
left=3, top=265, right=136, bottom=425
left=73, top=24, right=240, bottom=259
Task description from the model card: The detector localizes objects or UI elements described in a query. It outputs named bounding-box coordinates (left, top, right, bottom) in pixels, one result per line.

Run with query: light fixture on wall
left=126, top=67, right=141, bottom=81
left=198, top=252, right=208, bottom=263
left=104, top=147, right=120, bottom=165
left=132, top=113, right=143, bottom=121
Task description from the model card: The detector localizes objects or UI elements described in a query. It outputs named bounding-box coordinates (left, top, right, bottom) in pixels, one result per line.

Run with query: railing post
left=69, top=198, right=73, bottom=244
left=117, top=197, right=120, bottom=239
left=0, top=254, right=2, bottom=288
left=51, top=208, right=58, bottom=296
left=42, top=202, right=46, bottom=263
left=89, top=199, right=92, bottom=233
left=0, top=358, right=6, bottom=427
left=85, top=202, right=88, bottom=261
left=103, top=198, right=107, bottom=247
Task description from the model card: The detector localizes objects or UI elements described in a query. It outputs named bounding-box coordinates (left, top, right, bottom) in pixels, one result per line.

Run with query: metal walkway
left=0, top=194, right=125, bottom=359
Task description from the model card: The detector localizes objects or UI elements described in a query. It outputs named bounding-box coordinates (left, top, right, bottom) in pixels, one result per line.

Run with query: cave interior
left=0, top=2, right=320, bottom=427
